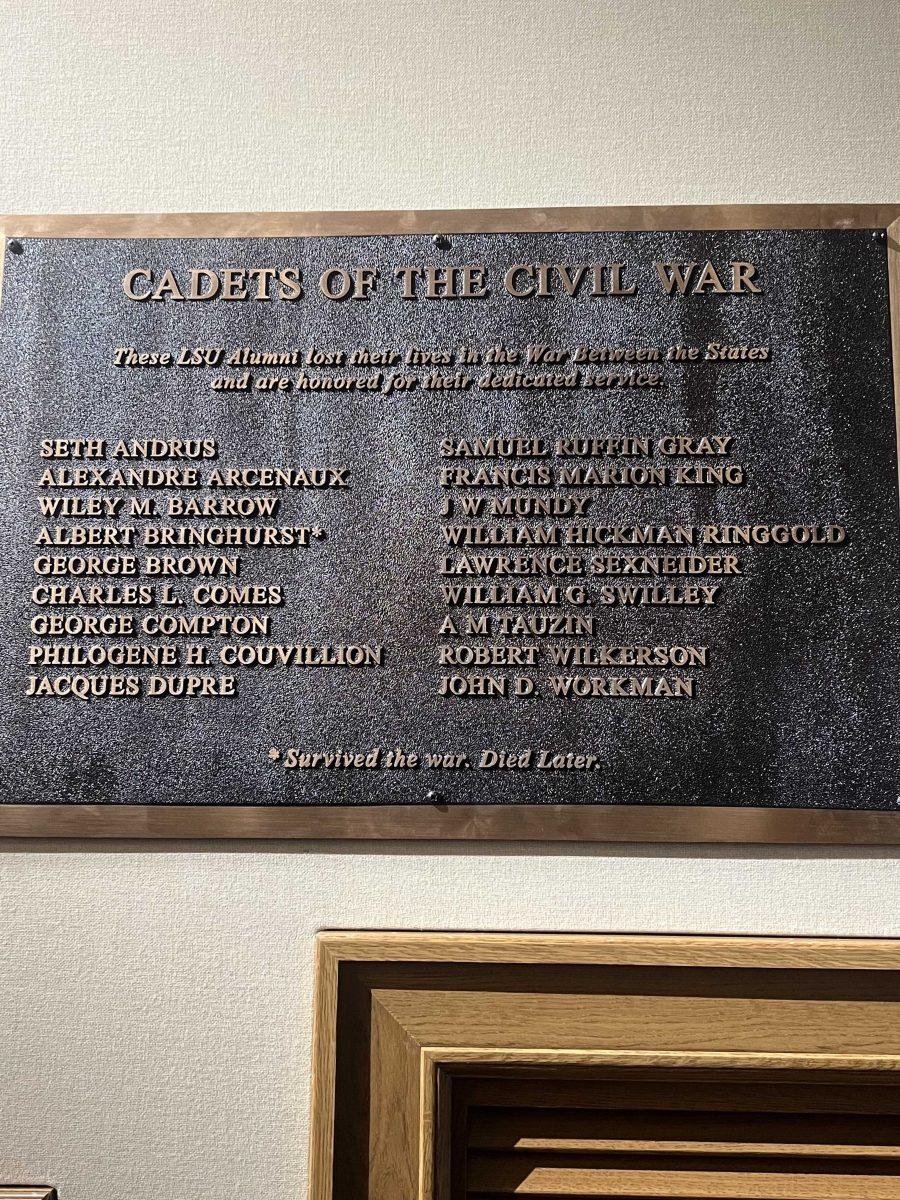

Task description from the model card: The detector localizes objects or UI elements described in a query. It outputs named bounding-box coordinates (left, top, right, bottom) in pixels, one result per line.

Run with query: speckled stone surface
left=0, top=229, right=896, bottom=807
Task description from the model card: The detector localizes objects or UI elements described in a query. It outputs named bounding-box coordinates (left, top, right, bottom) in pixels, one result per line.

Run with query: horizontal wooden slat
left=457, top=1076, right=900, bottom=1114
left=468, top=1162, right=900, bottom=1197
left=468, top=1104, right=900, bottom=1152
left=468, top=1149, right=900, bottom=1174
left=470, top=1137, right=900, bottom=1159
left=468, top=1108, right=900, bottom=1156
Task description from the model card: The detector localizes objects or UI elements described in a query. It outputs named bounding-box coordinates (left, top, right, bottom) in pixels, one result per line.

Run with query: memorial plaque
left=0, top=207, right=897, bottom=841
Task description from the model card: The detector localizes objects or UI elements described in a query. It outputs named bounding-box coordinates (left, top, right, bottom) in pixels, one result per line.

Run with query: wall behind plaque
left=0, top=3, right=898, bottom=1200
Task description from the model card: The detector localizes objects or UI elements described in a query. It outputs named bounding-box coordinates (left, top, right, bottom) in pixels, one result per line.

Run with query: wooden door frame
left=309, top=932, right=900, bottom=1200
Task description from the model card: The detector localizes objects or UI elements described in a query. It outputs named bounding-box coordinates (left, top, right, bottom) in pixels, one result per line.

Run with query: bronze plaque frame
left=0, top=204, right=898, bottom=843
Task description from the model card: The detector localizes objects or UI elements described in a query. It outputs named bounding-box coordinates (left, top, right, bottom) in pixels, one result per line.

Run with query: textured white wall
left=2, top=0, right=899, bottom=212
left=1, top=2, right=899, bottom=1199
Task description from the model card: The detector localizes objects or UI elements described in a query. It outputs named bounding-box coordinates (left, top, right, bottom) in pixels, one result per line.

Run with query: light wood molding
left=309, top=933, right=900, bottom=1200
left=0, top=1190, right=56, bottom=1199
left=314, top=930, right=900, bottom=969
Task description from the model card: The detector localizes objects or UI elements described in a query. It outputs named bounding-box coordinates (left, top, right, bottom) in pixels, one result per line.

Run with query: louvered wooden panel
left=462, top=1079, right=900, bottom=1198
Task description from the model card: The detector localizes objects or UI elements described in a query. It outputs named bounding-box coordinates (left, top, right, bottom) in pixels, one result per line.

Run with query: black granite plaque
left=0, top=226, right=897, bottom=809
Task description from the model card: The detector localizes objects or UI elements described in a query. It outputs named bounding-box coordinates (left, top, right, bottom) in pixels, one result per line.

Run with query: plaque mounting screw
left=7, top=240, right=23, bottom=255
left=872, top=230, right=885, bottom=240
left=432, top=234, right=451, bottom=250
